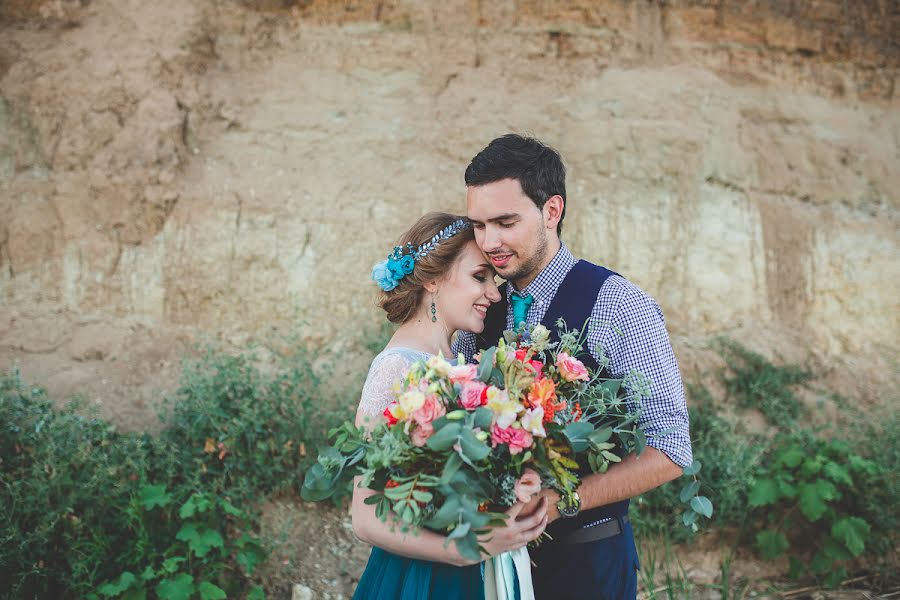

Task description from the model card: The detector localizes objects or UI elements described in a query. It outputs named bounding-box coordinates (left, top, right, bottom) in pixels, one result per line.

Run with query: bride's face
left=435, top=240, right=501, bottom=334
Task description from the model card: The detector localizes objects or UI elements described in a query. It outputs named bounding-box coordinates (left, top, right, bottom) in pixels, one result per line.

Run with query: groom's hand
left=479, top=497, right=549, bottom=558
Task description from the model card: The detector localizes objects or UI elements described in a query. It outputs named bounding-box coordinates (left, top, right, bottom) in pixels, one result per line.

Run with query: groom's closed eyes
left=471, top=214, right=521, bottom=229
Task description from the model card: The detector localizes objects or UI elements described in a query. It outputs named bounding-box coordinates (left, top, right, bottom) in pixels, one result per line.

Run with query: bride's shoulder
left=358, top=348, right=425, bottom=417
left=365, top=347, right=424, bottom=379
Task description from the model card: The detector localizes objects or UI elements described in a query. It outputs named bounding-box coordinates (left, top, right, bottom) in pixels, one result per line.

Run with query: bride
left=351, top=212, right=549, bottom=600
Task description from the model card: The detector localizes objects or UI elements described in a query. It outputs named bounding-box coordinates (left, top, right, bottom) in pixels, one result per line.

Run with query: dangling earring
left=431, top=293, right=437, bottom=323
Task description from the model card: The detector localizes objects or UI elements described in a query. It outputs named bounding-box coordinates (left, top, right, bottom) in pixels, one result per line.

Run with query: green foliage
left=717, top=337, right=814, bottom=424
left=0, top=372, right=161, bottom=599
left=748, top=430, right=889, bottom=585
left=632, top=383, right=766, bottom=541
left=0, top=338, right=355, bottom=599
left=157, top=344, right=341, bottom=507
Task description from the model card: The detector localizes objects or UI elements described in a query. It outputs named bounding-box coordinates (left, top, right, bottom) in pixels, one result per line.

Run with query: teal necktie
left=510, top=293, right=534, bottom=328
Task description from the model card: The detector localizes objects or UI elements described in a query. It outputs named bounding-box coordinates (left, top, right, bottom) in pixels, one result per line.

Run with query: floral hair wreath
left=371, top=219, right=473, bottom=291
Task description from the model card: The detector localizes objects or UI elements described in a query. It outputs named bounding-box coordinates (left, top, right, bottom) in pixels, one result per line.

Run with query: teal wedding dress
left=352, top=348, right=485, bottom=600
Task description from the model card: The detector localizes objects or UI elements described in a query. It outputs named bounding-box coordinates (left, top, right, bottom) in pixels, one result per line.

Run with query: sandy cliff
left=1, top=0, right=897, bottom=424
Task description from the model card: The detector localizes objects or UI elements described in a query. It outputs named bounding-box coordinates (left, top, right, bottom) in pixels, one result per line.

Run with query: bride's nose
left=485, top=281, right=501, bottom=303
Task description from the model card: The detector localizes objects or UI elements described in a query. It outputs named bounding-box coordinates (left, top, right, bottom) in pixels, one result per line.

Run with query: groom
left=453, top=134, right=692, bottom=599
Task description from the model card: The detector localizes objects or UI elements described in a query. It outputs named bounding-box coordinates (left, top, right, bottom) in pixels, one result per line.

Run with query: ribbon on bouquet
left=483, top=548, right=535, bottom=600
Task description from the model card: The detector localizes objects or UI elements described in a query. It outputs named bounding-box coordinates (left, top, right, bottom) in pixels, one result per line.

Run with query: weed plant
left=717, top=338, right=813, bottom=424
left=632, top=383, right=767, bottom=542
left=635, top=338, right=896, bottom=589
left=0, top=337, right=356, bottom=600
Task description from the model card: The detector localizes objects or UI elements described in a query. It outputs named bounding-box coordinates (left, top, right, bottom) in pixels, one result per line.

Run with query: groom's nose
left=481, top=226, right=502, bottom=252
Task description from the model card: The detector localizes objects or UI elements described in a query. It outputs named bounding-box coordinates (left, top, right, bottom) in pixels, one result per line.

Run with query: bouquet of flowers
left=301, top=321, right=652, bottom=562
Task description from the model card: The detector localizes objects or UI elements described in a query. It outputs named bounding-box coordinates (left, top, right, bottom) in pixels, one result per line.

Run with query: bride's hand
left=477, top=496, right=549, bottom=560
left=512, top=467, right=544, bottom=519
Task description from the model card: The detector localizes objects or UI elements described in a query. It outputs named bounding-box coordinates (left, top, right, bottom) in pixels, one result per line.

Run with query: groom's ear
left=543, top=195, right=564, bottom=233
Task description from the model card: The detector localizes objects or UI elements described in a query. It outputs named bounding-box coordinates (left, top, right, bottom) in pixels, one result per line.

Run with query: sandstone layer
left=1, top=0, right=898, bottom=425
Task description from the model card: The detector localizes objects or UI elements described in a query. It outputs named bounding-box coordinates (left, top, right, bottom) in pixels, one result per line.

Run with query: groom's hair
left=465, top=134, right=566, bottom=236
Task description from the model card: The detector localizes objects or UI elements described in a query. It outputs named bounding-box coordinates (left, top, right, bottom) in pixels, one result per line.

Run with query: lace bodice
left=357, top=348, right=431, bottom=416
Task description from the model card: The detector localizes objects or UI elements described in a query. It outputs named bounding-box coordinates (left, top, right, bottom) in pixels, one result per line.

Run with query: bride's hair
left=379, top=212, right=475, bottom=324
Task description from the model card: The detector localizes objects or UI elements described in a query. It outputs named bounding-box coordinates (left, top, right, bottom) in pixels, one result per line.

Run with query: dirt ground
left=257, top=497, right=899, bottom=600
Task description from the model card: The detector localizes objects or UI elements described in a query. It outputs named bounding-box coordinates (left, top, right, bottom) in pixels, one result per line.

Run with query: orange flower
left=527, top=377, right=566, bottom=422
left=526, top=377, right=555, bottom=408
left=203, top=438, right=216, bottom=454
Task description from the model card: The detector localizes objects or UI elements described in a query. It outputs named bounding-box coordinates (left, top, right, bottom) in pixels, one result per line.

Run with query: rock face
left=1, top=0, right=897, bottom=419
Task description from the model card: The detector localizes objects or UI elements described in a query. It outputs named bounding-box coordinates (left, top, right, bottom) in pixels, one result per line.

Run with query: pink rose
left=491, top=423, right=534, bottom=455
left=557, top=352, right=589, bottom=382
left=412, top=395, right=446, bottom=427
left=410, top=423, right=434, bottom=447
left=514, top=468, right=542, bottom=504
left=459, top=381, right=487, bottom=410
left=448, top=364, right=478, bottom=385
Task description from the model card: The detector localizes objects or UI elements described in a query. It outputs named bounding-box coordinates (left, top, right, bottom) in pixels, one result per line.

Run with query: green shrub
left=717, top=338, right=814, bottom=424
left=0, top=339, right=355, bottom=600
left=748, top=429, right=891, bottom=587
left=157, top=345, right=337, bottom=506
left=632, top=383, right=767, bottom=541
left=0, top=371, right=158, bottom=598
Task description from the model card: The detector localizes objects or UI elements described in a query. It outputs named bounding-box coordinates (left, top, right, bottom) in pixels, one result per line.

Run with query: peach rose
left=459, top=381, right=487, bottom=410
left=412, top=395, right=446, bottom=427
left=448, top=364, right=479, bottom=385
left=410, top=423, right=434, bottom=447
left=557, top=352, right=590, bottom=382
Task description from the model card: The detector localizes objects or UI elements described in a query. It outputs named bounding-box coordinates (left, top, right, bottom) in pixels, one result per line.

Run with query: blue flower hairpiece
left=371, top=219, right=472, bottom=291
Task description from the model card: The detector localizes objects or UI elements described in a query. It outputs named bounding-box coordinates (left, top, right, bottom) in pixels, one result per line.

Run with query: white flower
left=520, top=406, right=547, bottom=437
left=530, top=324, right=551, bottom=352
left=486, top=387, right=522, bottom=429
left=426, top=354, right=452, bottom=378
left=398, top=390, right=426, bottom=415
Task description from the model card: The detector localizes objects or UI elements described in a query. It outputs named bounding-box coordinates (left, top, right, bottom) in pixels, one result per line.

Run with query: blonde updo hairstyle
left=379, top=212, right=476, bottom=324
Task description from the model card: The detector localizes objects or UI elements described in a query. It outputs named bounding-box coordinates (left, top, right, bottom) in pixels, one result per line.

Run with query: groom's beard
left=503, top=226, right=549, bottom=288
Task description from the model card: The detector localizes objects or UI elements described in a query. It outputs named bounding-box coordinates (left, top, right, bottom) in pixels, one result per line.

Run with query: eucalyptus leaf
left=682, top=460, right=701, bottom=477
left=473, top=407, right=493, bottom=430
left=447, top=521, right=471, bottom=540
left=563, top=421, right=594, bottom=453
left=588, top=427, right=612, bottom=444
left=425, top=495, right=461, bottom=530
left=458, top=428, right=491, bottom=462
left=478, top=348, right=497, bottom=382
left=426, top=423, right=462, bottom=452
left=679, top=480, right=700, bottom=503
left=690, top=496, right=713, bottom=518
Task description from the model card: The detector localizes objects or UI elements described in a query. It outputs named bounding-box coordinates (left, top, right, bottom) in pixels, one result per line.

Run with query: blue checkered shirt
left=453, top=243, right=693, bottom=468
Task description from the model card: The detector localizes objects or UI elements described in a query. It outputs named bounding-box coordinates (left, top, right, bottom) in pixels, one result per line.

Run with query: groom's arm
left=543, top=278, right=691, bottom=520
left=542, top=448, right=683, bottom=521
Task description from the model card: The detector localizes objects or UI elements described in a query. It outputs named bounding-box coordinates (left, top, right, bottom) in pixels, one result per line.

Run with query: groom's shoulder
left=576, top=260, right=663, bottom=314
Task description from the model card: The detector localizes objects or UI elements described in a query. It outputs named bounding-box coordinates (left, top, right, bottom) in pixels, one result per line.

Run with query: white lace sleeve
left=357, top=352, right=414, bottom=417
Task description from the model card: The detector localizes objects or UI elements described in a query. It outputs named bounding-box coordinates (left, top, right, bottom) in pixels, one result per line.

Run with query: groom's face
left=466, top=178, right=552, bottom=288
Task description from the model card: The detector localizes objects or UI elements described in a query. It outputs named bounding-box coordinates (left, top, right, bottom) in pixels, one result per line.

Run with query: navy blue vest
left=477, top=260, right=630, bottom=537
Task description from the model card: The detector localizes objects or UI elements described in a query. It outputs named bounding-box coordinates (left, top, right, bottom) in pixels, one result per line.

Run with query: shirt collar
left=506, top=242, right=577, bottom=303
